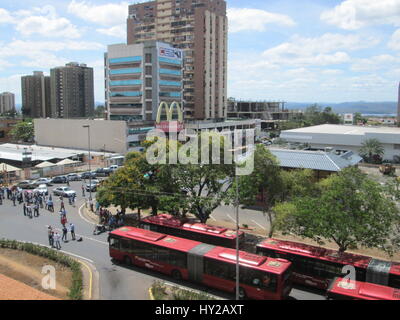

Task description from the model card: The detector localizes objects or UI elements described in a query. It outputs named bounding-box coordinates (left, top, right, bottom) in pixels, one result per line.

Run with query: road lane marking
left=209, top=215, right=217, bottom=221
left=30, top=241, right=94, bottom=263
left=78, top=202, right=97, bottom=225
left=53, top=228, right=108, bottom=246
left=226, top=214, right=236, bottom=223
left=251, top=219, right=266, bottom=230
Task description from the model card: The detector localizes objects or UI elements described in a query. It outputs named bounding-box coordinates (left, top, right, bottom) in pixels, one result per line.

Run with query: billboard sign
left=155, top=101, right=184, bottom=133
left=159, top=46, right=182, bottom=60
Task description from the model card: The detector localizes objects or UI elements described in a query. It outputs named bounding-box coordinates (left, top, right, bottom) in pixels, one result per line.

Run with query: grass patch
left=0, top=239, right=83, bottom=300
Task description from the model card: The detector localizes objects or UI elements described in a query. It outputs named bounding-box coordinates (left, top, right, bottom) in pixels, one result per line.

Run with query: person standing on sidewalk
left=48, top=226, right=54, bottom=247
left=69, top=223, right=76, bottom=240
left=62, top=225, right=68, bottom=242
left=54, top=232, right=61, bottom=250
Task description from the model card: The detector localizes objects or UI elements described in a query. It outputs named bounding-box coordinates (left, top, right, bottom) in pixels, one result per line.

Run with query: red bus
left=140, top=214, right=245, bottom=249
left=256, top=238, right=400, bottom=290
left=327, top=277, right=400, bottom=300
left=109, top=226, right=292, bottom=300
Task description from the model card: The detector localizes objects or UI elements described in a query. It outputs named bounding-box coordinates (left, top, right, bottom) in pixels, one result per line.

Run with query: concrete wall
left=34, top=119, right=128, bottom=154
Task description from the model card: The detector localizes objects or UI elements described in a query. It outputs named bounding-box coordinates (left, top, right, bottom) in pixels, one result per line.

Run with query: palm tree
left=359, top=138, right=384, bottom=163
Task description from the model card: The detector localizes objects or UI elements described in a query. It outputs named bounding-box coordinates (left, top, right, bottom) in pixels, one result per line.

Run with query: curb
left=76, top=258, right=100, bottom=300
left=149, top=287, right=155, bottom=300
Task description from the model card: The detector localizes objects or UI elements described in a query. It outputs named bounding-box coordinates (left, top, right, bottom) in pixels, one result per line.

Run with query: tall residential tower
left=0, top=92, right=15, bottom=114
left=50, top=62, right=95, bottom=118
left=127, top=0, right=228, bottom=120
left=21, top=72, right=51, bottom=118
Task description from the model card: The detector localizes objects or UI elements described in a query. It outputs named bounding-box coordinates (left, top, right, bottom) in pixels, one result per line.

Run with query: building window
left=394, top=144, right=400, bottom=150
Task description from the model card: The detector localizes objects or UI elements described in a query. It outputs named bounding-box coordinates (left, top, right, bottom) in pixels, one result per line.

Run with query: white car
left=109, top=165, right=120, bottom=171
left=34, top=177, right=53, bottom=186
left=33, top=184, right=48, bottom=195
left=53, top=186, right=76, bottom=198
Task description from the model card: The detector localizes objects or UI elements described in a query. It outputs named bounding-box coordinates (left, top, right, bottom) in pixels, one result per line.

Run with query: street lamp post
left=83, top=125, right=92, bottom=201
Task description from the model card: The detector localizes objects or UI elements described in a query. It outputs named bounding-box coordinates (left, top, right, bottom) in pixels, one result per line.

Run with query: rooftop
left=0, top=143, right=116, bottom=162
left=283, top=124, right=400, bottom=135
left=269, top=148, right=362, bottom=172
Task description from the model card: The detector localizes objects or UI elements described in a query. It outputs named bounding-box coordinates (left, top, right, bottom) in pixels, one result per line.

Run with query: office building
left=21, top=72, right=51, bottom=118
left=127, top=0, right=228, bottom=120
left=0, top=92, right=15, bottom=114
left=50, top=62, right=94, bottom=118
left=105, top=41, right=183, bottom=121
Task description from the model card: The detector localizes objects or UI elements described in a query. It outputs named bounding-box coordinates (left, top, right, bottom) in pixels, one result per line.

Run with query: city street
left=0, top=179, right=326, bottom=300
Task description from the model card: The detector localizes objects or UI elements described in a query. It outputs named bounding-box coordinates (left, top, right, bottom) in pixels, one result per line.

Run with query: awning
left=35, top=161, right=57, bottom=168
left=0, top=163, right=21, bottom=172
left=56, top=159, right=80, bottom=165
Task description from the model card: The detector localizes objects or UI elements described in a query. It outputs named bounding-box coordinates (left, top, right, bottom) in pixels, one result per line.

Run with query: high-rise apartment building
left=50, top=62, right=95, bottom=118
left=127, top=0, right=228, bottom=120
left=21, top=71, right=51, bottom=118
left=0, top=92, right=15, bottom=114
left=105, top=41, right=183, bottom=121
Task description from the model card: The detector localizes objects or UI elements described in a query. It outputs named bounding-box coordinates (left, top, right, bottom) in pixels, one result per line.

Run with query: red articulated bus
left=256, top=238, right=400, bottom=290
left=327, top=277, right=400, bottom=300
left=140, top=214, right=245, bottom=249
left=109, top=226, right=292, bottom=300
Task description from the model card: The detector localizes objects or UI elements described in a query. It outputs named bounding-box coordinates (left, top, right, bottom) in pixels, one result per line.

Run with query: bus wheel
left=236, top=287, right=246, bottom=300
left=124, top=256, right=132, bottom=266
left=171, top=270, right=182, bottom=280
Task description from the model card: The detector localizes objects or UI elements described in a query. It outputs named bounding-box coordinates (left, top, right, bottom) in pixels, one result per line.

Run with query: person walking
left=69, top=223, right=76, bottom=240
left=27, top=205, right=32, bottom=219
left=61, top=214, right=67, bottom=227
left=60, top=198, right=65, bottom=211
left=54, top=232, right=61, bottom=250
left=62, top=225, right=68, bottom=242
left=11, top=193, right=16, bottom=206
left=23, top=202, right=26, bottom=216
left=81, top=185, right=85, bottom=197
left=34, top=203, right=39, bottom=217
left=89, top=198, right=94, bottom=212
left=48, top=226, right=54, bottom=247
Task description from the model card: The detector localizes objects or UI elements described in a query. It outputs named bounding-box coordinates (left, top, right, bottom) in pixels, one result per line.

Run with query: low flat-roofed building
left=269, top=147, right=362, bottom=180
left=0, top=143, right=116, bottom=168
left=281, top=124, right=400, bottom=162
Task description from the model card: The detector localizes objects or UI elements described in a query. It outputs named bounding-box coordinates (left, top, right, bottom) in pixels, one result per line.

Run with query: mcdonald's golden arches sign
left=155, top=101, right=184, bottom=132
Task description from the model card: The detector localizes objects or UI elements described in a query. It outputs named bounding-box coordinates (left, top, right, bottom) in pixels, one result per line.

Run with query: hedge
left=0, top=239, right=83, bottom=300
left=150, top=281, right=217, bottom=300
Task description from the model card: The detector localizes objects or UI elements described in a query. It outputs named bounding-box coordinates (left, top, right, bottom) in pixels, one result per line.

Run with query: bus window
left=240, top=267, right=277, bottom=292
left=120, top=239, right=131, bottom=252
left=109, top=237, right=120, bottom=249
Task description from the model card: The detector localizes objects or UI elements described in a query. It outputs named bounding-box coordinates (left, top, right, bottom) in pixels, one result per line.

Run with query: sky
left=0, top=0, right=399, bottom=105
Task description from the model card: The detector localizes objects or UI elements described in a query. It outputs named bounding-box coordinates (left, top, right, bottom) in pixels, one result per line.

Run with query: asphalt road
left=0, top=179, right=326, bottom=300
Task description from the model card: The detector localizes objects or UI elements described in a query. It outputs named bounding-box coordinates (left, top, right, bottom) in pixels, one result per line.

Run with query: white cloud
left=351, top=54, right=400, bottom=72
left=321, top=0, right=400, bottom=30
left=97, top=25, right=126, bottom=39
left=68, top=1, right=129, bottom=26
left=0, top=8, right=14, bottom=24
left=4, top=5, right=81, bottom=39
left=388, top=29, right=400, bottom=50
left=261, top=33, right=378, bottom=67
left=227, top=8, right=295, bottom=33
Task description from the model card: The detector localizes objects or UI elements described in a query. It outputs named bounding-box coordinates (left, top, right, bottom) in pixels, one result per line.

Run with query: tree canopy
left=9, top=121, right=34, bottom=143
left=359, top=138, right=384, bottom=164
left=274, top=167, right=400, bottom=254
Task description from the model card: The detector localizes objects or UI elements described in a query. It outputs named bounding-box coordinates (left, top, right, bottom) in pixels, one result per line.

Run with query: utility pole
left=83, top=125, right=92, bottom=200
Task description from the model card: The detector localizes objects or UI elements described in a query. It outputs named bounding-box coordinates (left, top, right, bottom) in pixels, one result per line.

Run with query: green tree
left=233, top=144, right=285, bottom=237
left=274, top=167, right=400, bottom=254
left=354, top=112, right=367, bottom=125
left=94, top=105, right=105, bottom=118
left=9, top=121, right=34, bottom=143
left=359, top=138, right=384, bottom=164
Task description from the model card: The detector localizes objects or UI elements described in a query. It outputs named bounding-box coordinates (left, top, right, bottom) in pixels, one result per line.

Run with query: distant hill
left=286, top=101, right=397, bottom=115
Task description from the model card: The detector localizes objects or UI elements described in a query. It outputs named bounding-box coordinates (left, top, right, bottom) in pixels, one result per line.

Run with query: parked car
left=53, top=186, right=76, bottom=198
left=95, top=168, right=111, bottom=177
left=67, top=173, right=81, bottom=181
left=86, top=179, right=100, bottom=192
left=15, top=180, right=36, bottom=189
left=51, top=176, right=68, bottom=184
left=108, top=165, right=120, bottom=172
left=33, top=184, right=48, bottom=195
left=33, top=177, right=53, bottom=186
left=81, top=171, right=97, bottom=179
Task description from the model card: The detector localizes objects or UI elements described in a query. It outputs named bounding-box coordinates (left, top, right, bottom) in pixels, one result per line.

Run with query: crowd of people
left=94, top=208, right=124, bottom=234
left=0, top=185, right=79, bottom=251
